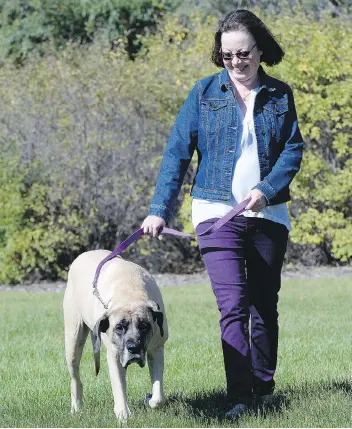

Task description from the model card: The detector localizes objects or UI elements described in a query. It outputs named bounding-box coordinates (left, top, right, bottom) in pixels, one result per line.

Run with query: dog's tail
left=90, top=331, right=101, bottom=376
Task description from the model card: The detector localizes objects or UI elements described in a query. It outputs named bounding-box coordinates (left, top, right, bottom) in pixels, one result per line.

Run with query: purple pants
left=196, top=215, right=288, bottom=405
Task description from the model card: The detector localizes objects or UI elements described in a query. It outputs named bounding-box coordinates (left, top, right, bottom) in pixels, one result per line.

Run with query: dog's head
left=92, top=300, right=164, bottom=368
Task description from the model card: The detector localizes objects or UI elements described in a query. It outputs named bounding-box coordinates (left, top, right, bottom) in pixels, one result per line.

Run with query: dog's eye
left=115, top=323, right=126, bottom=332
left=138, top=322, right=150, bottom=331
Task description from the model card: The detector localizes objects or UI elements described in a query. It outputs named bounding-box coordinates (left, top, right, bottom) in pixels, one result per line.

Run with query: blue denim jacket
left=149, top=66, right=304, bottom=223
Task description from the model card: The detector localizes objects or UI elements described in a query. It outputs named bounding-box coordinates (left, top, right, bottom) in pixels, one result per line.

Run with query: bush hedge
left=0, top=10, right=351, bottom=283
left=0, top=0, right=176, bottom=63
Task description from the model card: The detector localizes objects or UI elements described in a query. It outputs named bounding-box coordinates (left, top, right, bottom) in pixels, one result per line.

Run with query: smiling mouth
left=234, top=66, right=247, bottom=72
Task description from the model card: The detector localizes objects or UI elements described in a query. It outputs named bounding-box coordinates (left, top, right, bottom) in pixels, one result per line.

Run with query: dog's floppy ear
left=147, top=300, right=164, bottom=337
left=92, top=314, right=110, bottom=354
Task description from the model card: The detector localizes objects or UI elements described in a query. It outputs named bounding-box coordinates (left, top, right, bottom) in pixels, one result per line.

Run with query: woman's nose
left=231, top=56, right=242, bottom=66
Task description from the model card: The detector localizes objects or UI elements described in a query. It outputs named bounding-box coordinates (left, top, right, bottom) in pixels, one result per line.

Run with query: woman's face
left=221, top=30, right=262, bottom=84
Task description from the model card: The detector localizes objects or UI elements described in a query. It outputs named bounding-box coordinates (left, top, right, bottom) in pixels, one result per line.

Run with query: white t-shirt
left=192, top=87, right=291, bottom=230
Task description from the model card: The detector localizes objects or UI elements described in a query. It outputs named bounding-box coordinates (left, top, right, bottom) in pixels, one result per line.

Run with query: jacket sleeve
left=254, top=87, right=304, bottom=204
left=148, top=83, right=200, bottom=222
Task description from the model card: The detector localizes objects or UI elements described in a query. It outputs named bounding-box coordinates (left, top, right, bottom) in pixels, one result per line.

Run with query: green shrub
left=0, top=10, right=350, bottom=283
left=269, top=13, right=352, bottom=263
left=0, top=40, right=202, bottom=283
left=0, top=143, right=91, bottom=282
left=0, top=0, right=176, bottom=63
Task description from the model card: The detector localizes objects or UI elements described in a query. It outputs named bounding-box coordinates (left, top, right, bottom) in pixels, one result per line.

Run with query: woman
left=141, top=9, right=304, bottom=418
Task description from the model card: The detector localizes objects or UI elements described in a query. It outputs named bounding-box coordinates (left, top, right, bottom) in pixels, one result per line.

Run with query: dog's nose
left=126, top=340, right=141, bottom=354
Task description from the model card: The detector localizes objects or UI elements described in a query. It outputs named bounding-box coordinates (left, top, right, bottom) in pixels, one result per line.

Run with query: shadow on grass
left=163, top=389, right=288, bottom=424
left=330, top=379, right=352, bottom=394
left=279, top=378, right=352, bottom=397
left=162, top=378, right=352, bottom=424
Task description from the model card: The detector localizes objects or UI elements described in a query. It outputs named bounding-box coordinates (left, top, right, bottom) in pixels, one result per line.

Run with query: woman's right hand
left=141, top=215, right=166, bottom=237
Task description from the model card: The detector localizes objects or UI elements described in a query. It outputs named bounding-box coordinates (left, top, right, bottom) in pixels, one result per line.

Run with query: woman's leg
left=246, top=218, right=288, bottom=395
left=196, top=216, right=252, bottom=405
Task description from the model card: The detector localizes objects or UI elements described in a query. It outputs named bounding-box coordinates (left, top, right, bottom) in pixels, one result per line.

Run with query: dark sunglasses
left=221, top=43, right=257, bottom=61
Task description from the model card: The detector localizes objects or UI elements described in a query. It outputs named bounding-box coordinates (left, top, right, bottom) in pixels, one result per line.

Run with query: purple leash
left=92, top=198, right=250, bottom=308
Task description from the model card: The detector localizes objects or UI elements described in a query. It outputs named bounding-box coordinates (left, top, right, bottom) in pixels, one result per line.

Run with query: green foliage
left=0, top=0, right=349, bottom=64
left=0, top=0, right=175, bottom=63
left=267, top=13, right=352, bottom=262
left=0, top=145, right=92, bottom=283
left=0, top=39, right=201, bottom=283
left=176, top=0, right=351, bottom=19
left=0, top=9, right=351, bottom=283
left=133, top=13, right=218, bottom=122
left=0, top=147, right=26, bottom=248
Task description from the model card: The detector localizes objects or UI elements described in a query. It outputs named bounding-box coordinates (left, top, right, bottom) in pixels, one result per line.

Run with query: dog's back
left=65, top=250, right=167, bottom=337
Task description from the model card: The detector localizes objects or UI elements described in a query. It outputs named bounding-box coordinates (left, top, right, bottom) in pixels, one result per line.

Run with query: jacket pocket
left=201, top=99, right=228, bottom=135
left=263, top=99, right=289, bottom=140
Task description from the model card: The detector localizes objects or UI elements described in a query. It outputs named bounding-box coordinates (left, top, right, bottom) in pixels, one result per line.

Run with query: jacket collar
left=219, top=65, right=276, bottom=93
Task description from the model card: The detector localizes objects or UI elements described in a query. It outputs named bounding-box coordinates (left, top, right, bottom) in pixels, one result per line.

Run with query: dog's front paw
left=71, top=400, right=83, bottom=414
left=114, top=406, right=131, bottom=422
left=145, top=393, right=164, bottom=409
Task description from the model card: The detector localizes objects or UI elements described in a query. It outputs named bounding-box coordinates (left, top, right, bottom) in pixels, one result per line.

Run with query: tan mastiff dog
left=63, top=250, right=168, bottom=421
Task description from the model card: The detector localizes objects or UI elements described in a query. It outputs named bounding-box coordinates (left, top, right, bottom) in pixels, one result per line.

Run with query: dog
left=63, top=250, right=168, bottom=421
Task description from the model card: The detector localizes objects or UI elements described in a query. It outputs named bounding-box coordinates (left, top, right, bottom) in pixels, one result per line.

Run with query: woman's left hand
left=244, top=189, right=267, bottom=212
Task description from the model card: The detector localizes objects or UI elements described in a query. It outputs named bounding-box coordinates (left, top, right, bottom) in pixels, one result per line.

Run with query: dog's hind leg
left=63, top=297, right=89, bottom=413
left=146, top=346, right=165, bottom=408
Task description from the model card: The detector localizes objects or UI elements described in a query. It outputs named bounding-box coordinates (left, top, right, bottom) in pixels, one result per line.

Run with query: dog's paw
left=71, top=400, right=83, bottom=414
left=145, top=393, right=164, bottom=409
left=114, top=406, right=131, bottom=422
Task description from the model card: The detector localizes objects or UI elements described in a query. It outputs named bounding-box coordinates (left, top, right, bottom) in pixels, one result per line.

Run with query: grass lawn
left=0, top=276, right=351, bottom=427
